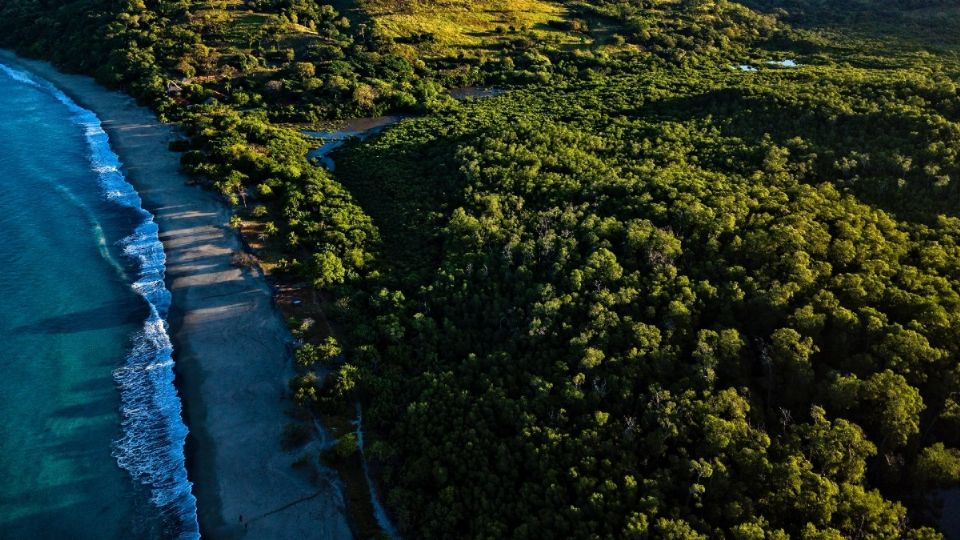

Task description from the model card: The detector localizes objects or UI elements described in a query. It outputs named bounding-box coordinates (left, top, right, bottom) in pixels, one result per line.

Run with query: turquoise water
left=0, top=65, right=198, bottom=538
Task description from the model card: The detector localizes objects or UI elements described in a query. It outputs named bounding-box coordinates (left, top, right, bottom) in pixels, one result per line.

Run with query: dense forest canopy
left=335, top=63, right=960, bottom=537
left=3, top=0, right=960, bottom=538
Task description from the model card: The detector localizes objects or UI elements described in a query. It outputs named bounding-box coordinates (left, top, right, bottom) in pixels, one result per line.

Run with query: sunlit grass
left=360, top=0, right=580, bottom=54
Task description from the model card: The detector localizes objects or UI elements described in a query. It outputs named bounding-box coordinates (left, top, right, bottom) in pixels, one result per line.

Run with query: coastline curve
left=0, top=63, right=200, bottom=538
left=0, top=49, right=354, bottom=540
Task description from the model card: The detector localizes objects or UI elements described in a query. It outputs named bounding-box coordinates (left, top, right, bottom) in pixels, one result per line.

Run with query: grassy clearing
left=360, top=0, right=581, bottom=55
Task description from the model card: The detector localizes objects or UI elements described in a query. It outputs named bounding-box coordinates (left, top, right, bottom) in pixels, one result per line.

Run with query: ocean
left=0, top=64, right=199, bottom=538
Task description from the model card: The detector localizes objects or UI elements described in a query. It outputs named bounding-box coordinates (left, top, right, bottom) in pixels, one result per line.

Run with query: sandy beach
left=0, top=50, right=352, bottom=539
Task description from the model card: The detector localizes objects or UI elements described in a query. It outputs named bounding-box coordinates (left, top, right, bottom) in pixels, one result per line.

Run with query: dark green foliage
left=335, top=52, right=960, bottom=537
left=745, top=0, right=960, bottom=48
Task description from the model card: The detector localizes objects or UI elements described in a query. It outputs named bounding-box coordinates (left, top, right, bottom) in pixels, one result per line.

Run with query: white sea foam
left=0, top=63, right=200, bottom=539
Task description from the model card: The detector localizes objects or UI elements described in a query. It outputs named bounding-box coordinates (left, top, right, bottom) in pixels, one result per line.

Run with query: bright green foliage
left=916, top=443, right=960, bottom=488
left=295, top=337, right=342, bottom=368
left=333, top=433, right=359, bottom=460
left=289, top=371, right=320, bottom=406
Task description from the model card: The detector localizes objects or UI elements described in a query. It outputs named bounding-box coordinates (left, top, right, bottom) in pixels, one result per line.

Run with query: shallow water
left=0, top=64, right=197, bottom=538
left=305, top=87, right=505, bottom=169
left=305, top=115, right=407, bottom=170
left=733, top=59, right=800, bottom=72
left=767, top=59, right=799, bottom=67
left=448, top=86, right=504, bottom=100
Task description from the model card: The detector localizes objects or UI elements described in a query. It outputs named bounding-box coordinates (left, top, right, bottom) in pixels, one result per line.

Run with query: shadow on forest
left=639, top=87, right=960, bottom=222
left=336, top=129, right=472, bottom=278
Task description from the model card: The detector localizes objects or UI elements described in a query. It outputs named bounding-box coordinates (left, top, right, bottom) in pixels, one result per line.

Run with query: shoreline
left=0, top=50, right=353, bottom=539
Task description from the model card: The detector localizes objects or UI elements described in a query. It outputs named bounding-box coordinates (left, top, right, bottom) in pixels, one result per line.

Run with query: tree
left=802, top=406, right=876, bottom=483
left=309, top=250, right=347, bottom=288
left=860, top=370, right=925, bottom=448
left=915, top=443, right=960, bottom=488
